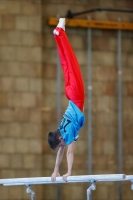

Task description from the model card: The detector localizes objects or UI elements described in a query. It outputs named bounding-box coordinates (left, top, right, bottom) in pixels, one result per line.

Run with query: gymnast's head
left=47, top=129, right=66, bottom=150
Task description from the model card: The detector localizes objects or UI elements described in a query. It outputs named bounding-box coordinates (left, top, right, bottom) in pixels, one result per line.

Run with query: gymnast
left=47, top=18, right=85, bottom=182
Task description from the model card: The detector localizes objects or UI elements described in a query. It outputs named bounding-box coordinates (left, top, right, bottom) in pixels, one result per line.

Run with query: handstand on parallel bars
left=0, top=174, right=133, bottom=200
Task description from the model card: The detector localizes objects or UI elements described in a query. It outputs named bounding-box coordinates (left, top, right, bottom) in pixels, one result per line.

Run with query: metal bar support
left=66, top=8, right=133, bottom=18
left=131, top=182, right=133, bottom=190
left=117, top=17, right=123, bottom=200
left=87, top=182, right=96, bottom=200
left=26, top=185, right=35, bottom=200
left=87, top=16, right=92, bottom=176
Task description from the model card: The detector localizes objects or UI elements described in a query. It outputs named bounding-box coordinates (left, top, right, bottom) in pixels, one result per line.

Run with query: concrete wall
left=0, top=0, right=133, bottom=199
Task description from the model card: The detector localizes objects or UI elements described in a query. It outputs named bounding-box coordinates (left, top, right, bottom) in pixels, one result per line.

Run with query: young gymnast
left=47, top=18, right=85, bottom=182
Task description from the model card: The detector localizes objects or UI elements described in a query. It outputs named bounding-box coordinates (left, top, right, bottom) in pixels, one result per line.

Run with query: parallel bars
left=0, top=174, right=133, bottom=200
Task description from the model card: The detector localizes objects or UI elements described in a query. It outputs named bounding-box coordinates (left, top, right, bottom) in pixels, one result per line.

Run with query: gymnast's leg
left=53, top=18, right=85, bottom=111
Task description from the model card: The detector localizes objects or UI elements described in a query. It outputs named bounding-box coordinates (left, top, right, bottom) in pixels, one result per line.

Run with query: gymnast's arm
left=63, top=142, right=74, bottom=182
left=51, top=145, right=65, bottom=182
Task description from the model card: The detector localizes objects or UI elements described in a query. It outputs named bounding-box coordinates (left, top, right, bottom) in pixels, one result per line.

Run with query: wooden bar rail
left=48, top=17, right=133, bottom=31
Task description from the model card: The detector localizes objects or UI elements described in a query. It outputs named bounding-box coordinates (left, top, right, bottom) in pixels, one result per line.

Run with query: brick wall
left=0, top=0, right=43, bottom=199
left=0, top=0, right=133, bottom=200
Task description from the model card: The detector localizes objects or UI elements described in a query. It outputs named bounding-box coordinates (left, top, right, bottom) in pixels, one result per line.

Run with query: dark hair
left=47, top=129, right=61, bottom=150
